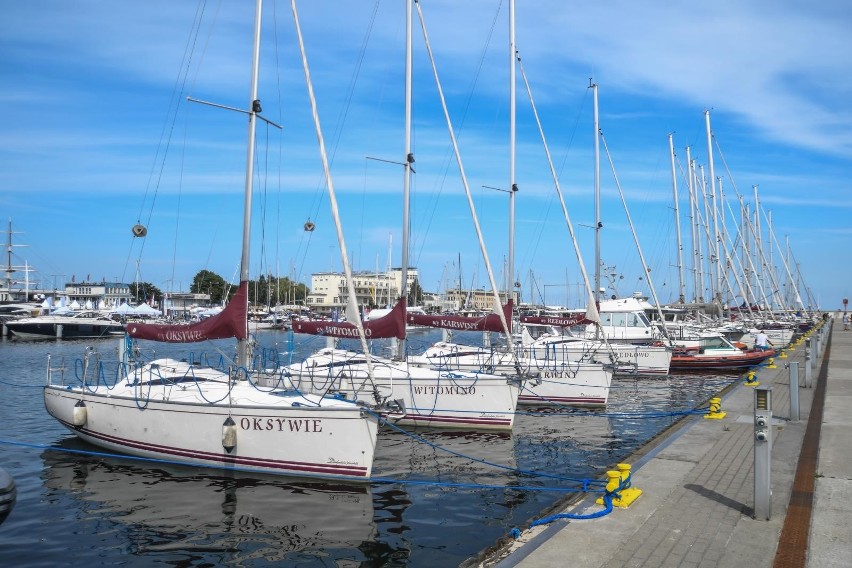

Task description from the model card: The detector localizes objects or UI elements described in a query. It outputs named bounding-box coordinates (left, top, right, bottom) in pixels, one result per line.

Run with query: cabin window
left=610, top=313, right=626, bottom=327
left=702, top=337, right=727, bottom=349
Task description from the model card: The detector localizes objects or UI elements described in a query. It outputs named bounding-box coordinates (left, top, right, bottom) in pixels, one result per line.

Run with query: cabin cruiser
left=5, top=310, right=124, bottom=340
left=670, top=334, right=777, bottom=371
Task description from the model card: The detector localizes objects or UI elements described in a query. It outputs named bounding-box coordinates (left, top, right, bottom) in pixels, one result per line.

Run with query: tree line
left=131, top=269, right=423, bottom=308
left=130, top=270, right=309, bottom=306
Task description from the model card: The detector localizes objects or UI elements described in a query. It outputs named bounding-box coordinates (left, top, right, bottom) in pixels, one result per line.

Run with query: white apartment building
left=442, top=288, right=513, bottom=312
left=63, top=280, right=133, bottom=309
left=305, top=268, right=419, bottom=313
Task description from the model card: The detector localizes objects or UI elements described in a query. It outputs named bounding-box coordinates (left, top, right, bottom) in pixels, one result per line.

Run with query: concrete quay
left=481, top=319, right=849, bottom=568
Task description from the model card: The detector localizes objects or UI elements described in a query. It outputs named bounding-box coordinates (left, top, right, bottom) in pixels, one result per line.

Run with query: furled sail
left=520, top=298, right=599, bottom=328
left=292, top=297, right=406, bottom=339
left=407, top=300, right=513, bottom=334
left=519, top=312, right=592, bottom=328
left=126, top=281, right=248, bottom=343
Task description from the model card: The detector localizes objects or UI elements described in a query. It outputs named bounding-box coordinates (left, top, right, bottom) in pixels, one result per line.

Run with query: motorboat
left=669, top=334, right=777, bottom=371
left=7, top=310, right=124, bottom=340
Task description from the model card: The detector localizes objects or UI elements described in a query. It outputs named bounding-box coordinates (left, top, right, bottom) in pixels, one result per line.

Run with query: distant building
left=164, top=292, right=212, bottom=316
left=442, top=288, right=513, bottom=312
left=63, top=281, right=133, bottom=310
left=305, top=268, right=419, bottom=315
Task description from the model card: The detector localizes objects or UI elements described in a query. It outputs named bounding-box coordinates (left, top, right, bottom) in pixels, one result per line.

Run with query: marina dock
left=482, top=319, right=850, bottom=568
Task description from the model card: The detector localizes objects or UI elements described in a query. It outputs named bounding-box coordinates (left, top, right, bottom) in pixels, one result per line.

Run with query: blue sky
left=1, top=1, right=850, bottom=310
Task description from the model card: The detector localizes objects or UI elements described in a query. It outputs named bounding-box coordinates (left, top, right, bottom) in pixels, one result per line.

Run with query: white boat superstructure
left=268, top=347, right=520, bottom=430
left=45, top=357, right=378, bottom=480
left=408, top=341, right=612, bottom=407
left=573, top=296, right=666, bottom=343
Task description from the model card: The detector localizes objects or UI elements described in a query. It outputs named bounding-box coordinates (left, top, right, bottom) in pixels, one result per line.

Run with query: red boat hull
left=670, top=349, right=777, bottom=371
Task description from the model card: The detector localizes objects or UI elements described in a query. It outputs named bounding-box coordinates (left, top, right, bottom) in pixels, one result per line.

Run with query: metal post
left=815, top=329, right=822, bottom=358
left=804, top=338, right=813, bottom=388
left=788, top=361, right=799, bottom=422
left=754, top=386, right=773, bottom=520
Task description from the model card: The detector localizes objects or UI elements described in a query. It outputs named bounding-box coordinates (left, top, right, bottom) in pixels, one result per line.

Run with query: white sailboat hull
left=268, top=348, right=520, bottom=430
left=44, top=359, right=379, bottom=481
left=409, top=342, right=612, bottom=407
left=522, top=336, right=672, bottom=376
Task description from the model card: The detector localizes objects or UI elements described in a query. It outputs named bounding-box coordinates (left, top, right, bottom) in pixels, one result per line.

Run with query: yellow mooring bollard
left=596, top=470, right=621, bottom=506
left=766, top=357, right=777, bottom=369
left=779, top=349, right=788, bottom=359
left=596, top=464, right=642, bottom=508
left=705, top=397, right=727, bottom=419
left=744, top=370, right=759, bottom=387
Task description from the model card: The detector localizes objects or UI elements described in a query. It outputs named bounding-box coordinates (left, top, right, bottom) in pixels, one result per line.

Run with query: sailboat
left=42, top=0, right=380, bottom=482
left=408, top=1, right=615, bottom=406
left=515, top=82, right=674, bottom=377
left=273, top=0, right=521, bottom=431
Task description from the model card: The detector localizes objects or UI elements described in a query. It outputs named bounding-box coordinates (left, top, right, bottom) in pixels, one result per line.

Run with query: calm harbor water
left=0, top=330, right=738, bottom=566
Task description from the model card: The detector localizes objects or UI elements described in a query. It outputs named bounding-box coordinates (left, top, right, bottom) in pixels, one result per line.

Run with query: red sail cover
left=520, top=312, right=592, bottom=328
left=126, top=281, right=249, bottom=343
left=292, top=298, right=406, bottom=339
left=407, top=300, right=513, bottom=334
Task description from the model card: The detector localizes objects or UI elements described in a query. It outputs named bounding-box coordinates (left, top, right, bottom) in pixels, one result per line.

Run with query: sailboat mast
left=704, top=110, right=722, bottom=305
left=697, top=164, right=709, bottom=302
left=508, top=0, right=517, bottom=307
left=685, top=147, right=698, bottom=302
left=386, top=233, right=392, bottom=306
left=397, top=0, right=414, bottom=359
left=591, top=81, right=601, bottom=306
left=752, top=185, right=762, bottom=307
left=668, top=133, right=686, bottom=303
left=742, top=201, right=750, bottom=304
left=237, top=0, right=264, bottom=367
left=4, top=218, right=11, bottom=294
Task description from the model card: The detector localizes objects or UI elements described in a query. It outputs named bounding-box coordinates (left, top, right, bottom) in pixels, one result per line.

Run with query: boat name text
left=411, top=385, right=476, bottom=395
left=239, top=417, right=322, bottom=433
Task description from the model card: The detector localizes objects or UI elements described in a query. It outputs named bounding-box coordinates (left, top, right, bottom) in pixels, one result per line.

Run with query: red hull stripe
left=518, top=395, right=606, bottom=405
left=387, top=414, right=512, bottom=427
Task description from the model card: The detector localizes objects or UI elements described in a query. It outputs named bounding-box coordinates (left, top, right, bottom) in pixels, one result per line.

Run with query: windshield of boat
left=598, top=311, right=651, bottom=328
left=701, top=336, right=735, bottom=350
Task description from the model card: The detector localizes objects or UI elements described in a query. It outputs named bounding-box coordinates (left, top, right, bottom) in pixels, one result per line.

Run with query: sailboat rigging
left=278, top=0, right=521, bottom=430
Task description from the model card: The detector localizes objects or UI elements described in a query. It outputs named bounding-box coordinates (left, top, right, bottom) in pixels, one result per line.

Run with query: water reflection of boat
left=377, top=428, right=517, bottom=482
left=0, top=465, right=15, bottom=526
left=39, top=442, right=376, bottom=561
